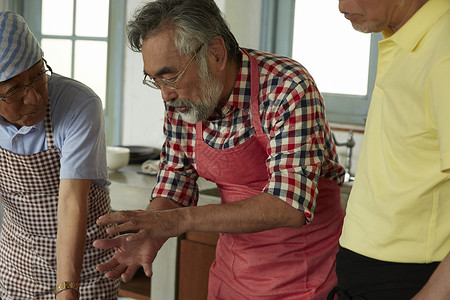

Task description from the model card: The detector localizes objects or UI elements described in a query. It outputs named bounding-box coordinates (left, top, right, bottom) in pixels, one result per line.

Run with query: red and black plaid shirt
left=152, top=48, right=344, bottom=222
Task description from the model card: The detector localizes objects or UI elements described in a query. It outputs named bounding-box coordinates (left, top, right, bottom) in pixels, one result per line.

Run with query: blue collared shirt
left=0, top=74, right=109, bottom=190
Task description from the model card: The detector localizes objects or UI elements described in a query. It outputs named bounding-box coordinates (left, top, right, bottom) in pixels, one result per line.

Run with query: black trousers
left=327, top=246, right=439, bottom=300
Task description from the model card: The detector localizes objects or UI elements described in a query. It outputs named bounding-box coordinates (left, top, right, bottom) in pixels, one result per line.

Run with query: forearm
left=56, top=179, right=90, bottom=298
left=182, top=192, right=305, bottom=234
left=101, top=193, right=305, bottom=244
left=56, top=207, right=87, bottom=281
left=412, top=252, right=450, bottom=300
left=148, top=196, right=182, bottom=211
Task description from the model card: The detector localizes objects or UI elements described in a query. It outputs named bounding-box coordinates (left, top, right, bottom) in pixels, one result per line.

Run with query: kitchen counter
left=109, top=164, right=220, bottom=211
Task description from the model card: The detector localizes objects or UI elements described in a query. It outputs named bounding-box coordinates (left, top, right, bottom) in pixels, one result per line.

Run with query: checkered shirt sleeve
left=151, top=48, right=345, bottom=221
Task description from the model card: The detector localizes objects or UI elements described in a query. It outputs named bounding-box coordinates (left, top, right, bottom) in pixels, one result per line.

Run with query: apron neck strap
left=44, top=101, right=55, bottom=148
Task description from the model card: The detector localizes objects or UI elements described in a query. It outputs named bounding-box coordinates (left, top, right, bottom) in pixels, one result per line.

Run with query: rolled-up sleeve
left=151, top=110, right=199, bottom=206
left=263, top=78, right=328, bottom=222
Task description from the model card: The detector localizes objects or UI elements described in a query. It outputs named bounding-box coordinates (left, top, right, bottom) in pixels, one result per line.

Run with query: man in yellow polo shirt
left=328, top=0, right=450, bottom=299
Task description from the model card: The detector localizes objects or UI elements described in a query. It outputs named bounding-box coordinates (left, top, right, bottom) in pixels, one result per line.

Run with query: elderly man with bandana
left=0, top=11, right=119, bottom=299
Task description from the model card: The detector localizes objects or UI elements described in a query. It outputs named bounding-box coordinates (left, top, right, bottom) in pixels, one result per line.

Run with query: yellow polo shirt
left=340, top=0, right=450, bottom=263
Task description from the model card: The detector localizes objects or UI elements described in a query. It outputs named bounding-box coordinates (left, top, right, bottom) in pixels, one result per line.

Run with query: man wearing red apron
left=94, top=1, right=345, bottom=299
left=196, top=50, right=344, bottom=299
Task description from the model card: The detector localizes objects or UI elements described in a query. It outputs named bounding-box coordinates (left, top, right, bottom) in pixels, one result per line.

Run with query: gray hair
left=126, top=0, right=240, bottom=63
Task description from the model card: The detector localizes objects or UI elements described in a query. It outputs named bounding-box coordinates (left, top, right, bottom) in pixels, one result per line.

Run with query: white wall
left=0, top=0, right=8, bottom=10
left=121, top=0, right=262, bottom=149
left=223, top=0, right=262, bottom=49
left=121, top=0, right=165, bottom=148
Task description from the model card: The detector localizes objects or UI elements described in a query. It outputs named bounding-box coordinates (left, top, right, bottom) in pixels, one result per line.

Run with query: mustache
left=167, top=98, right=193, bottom=108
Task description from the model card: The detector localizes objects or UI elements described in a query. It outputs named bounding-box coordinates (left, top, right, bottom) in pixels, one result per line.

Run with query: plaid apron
left=0, top=106, right=120, bottom=299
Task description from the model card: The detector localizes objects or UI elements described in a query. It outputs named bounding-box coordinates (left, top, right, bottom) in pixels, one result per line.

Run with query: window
left=40, top=0, right=109, bottom=106
left=260, top=0, right=381, bottom=125
left=11, top=0, right=126, bottom=146
left=293, top=1, right=370, bottom=96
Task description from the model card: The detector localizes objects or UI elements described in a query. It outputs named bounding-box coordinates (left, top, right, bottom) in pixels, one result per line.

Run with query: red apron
left=0, top=106, right=120, bottom=299
left=195, top=49, right=344, bottom=299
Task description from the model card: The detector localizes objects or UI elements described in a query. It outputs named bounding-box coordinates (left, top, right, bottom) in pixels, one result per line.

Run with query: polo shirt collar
left=382, top=0, right=450, bottom=52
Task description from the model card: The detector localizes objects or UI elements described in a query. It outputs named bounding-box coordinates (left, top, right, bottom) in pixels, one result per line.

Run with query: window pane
left=75, top=0, right=109, bottom=37
left=41, top=0, right=74, bottom=36
left=74, top=40, right=107, bottom=106
left=41, top=38, right=72, bottom=78
left=292, top=1, right=370, bottom=95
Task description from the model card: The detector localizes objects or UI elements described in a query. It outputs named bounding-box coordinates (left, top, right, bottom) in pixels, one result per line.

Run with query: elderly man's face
left=338, top=0, right=413, bottom=33
left=0, top=60, right=49, bottom=128
left=141, top=28, right=222, bottom=124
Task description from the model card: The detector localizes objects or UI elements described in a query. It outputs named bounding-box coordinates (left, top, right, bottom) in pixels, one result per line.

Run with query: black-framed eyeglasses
left=143, top=45, right=203, bottom=90
left=0, top=59, right=53, bottom=104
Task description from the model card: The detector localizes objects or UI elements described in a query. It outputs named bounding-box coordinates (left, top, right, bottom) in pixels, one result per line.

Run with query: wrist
left=180, top=206, right=195, bottom=233
left=55, top=288, right=79, bottom=300
left=54, top=281, right=80, bottom=299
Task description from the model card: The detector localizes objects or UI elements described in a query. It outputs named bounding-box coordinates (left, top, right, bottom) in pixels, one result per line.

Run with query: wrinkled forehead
left=141, top=28, right=185, bottom=75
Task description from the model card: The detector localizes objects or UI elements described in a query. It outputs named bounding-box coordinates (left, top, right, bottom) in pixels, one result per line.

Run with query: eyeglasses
left=143, top=45, right=203, bottom=90
left=0, top=60, right=53, bottom=104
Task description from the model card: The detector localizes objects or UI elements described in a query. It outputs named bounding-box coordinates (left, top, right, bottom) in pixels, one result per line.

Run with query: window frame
left=10, top=0, right=125, bottom=146
left=260, top=0, right=381, bottom=126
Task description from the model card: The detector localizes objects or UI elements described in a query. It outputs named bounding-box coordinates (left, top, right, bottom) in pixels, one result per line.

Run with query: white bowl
left=106, top=146, right=130, bottom=171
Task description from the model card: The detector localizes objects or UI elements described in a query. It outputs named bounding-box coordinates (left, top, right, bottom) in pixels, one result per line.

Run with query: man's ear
left=208, top=36, right=227, bottom=72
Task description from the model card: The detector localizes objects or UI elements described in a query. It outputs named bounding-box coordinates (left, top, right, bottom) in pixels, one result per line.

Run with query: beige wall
left=0, top=0, right=8, bottom=10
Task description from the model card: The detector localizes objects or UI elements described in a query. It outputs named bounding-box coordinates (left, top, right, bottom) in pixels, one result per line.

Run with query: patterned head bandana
left=0, top=11, right=44, bottom=82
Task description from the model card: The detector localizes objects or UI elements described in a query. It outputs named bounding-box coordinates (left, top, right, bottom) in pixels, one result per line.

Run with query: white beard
left=172, top=72, right=223, bottom=124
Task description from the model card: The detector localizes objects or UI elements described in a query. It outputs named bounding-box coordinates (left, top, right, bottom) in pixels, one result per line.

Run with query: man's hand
left=96, top=209, right=185, bottom=242
left=93, top=205, right=184, bottom=282
left=93, top=234, right=164, bottom=282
